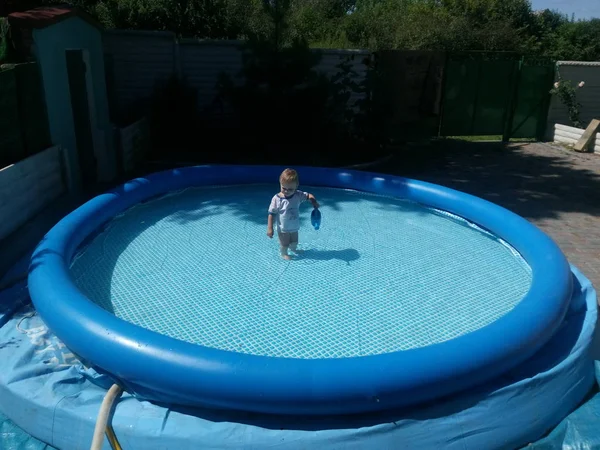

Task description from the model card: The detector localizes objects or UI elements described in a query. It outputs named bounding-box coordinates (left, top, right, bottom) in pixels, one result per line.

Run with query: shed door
left=66, top=49, right=96, bottom=188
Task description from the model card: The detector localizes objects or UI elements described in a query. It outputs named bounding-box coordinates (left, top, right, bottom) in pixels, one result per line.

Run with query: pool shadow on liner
left=298, top=248, right=360, bottom=264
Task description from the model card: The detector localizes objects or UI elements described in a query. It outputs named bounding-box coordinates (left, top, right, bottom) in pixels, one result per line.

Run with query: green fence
left=0, top=62, right=51, bottom=167
left=440, top=53, right=554, bottom=140
left=508, top=59, right=556, bottom=140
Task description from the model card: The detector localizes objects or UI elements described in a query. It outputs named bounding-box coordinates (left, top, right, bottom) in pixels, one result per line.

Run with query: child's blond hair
left=280, top=168, right=299, bottom=185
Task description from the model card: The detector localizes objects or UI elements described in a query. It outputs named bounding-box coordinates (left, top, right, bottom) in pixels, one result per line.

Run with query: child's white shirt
left=268, top=190, right=309, bottom=233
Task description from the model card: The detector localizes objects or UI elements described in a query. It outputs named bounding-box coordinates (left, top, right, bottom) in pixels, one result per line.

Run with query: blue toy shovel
left=311, top=208, right=321, bottom=230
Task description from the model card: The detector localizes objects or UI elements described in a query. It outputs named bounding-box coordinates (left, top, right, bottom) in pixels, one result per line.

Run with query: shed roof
left=8, top=4, right=102, bottom=30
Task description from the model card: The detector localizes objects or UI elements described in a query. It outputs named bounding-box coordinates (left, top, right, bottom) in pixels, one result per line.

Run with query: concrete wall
left=33, top=16, right=115, bottom=189
left=103, top=32, right=370, bottom=115
left=178, top=39, right=243, bottom=110
left=103, top=30, right=177, bottom=117
left=550, top=123, right=600, bottom=153
left=547, top=61, right=600, bottom=135
left=314, top=48, right=370, bottom=109
left=117, top=117, right=150, bottom=172
left=0, top=145, right=65, bottom=241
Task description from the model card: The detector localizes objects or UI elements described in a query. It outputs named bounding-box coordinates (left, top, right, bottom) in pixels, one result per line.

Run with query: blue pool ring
left=27, top=165, right=572, bottom=416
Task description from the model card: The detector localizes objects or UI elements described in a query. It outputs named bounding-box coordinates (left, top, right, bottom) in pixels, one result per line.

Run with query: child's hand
left=267, top=227, right=274, bottom=238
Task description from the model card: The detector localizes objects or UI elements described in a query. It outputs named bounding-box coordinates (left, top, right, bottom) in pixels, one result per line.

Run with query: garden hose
left=90, top=384, right=124, bottom=450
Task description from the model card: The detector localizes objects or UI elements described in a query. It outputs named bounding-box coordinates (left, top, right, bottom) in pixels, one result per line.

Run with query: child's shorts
left=278, top=230, right=299, bottom=247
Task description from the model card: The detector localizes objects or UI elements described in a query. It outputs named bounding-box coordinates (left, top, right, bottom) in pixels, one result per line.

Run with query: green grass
left=447, top=135, right=536, bottom=143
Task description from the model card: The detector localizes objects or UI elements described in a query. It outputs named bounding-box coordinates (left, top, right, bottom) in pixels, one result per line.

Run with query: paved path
left=373, top=140, right=600, bottom=290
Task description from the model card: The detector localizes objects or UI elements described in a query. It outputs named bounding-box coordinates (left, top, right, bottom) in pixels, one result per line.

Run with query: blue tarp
left=0, top=411, right=53, bottom=450
left=529, top=364, right=600, bottom=449
left=0, top=264, right=598, bottom=450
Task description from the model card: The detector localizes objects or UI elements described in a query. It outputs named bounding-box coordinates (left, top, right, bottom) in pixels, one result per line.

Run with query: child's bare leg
left=280, top=245, right=291, bottom=260
left=278, top=232, right=292, bottom=260
left=289, top=232, right=301, bottom=253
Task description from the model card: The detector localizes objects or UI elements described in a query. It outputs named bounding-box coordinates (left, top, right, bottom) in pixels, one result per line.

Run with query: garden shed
left=8, top=5, right=115, bottom=189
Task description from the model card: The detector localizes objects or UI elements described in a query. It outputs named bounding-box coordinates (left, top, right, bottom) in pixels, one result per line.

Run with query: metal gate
left=440, top=53, right=555, bottom=140
left=507, top=58, right=556, bottom=140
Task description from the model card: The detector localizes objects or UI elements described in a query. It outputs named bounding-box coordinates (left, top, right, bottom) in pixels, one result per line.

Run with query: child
left=267, top=168, right=319, bottom=260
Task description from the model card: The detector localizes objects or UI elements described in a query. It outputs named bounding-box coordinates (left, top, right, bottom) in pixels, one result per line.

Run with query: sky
left=530, top=0, right=600, bottom=20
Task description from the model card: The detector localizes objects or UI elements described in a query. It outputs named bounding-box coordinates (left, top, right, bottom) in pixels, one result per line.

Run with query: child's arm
left=307, top=193, right=319, bottom=209
left=267, top=214, right=274, bottom=238
left=267, top=196, right=278, bottom=238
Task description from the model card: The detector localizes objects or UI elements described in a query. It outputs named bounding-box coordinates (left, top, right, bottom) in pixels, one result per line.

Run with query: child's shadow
left=299, top=249, right=360, bottom=265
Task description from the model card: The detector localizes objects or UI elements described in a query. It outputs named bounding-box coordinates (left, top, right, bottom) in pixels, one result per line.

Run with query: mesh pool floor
left=69, top=185, right=532, bottom=359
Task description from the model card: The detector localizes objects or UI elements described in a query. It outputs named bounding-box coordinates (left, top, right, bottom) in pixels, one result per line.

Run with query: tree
left=552, top=19, right=600, bottom=61
left=5, top=0, right=600, bottom=59
left=341, top=0, right=529, bottom=51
